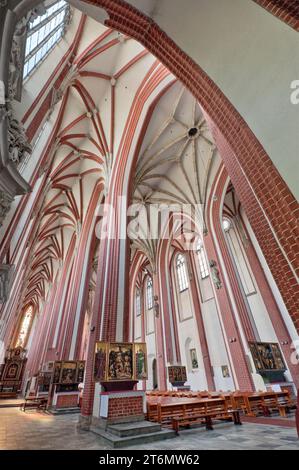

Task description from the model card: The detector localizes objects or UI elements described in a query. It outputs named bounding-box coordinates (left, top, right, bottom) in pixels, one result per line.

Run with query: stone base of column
left=77, top=414, right=92, bottom=431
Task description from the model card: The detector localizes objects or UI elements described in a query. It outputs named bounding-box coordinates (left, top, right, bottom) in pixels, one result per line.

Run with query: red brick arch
left=83, top=0, right=299, bottom=329
left=253, top=0, right=299, bottom=31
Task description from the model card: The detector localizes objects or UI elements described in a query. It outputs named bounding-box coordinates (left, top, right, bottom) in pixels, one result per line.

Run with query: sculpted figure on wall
left=209, top=259, right=222, bottom=289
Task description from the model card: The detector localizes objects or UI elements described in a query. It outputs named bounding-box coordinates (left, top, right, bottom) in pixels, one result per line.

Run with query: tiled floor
left=0, top=407, right=298, bottom=450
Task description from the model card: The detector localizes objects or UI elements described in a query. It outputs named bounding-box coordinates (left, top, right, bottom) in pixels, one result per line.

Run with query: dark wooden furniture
left=147, top=396, right=241, bottom=434
left=20, top=396, right=48, bottom=412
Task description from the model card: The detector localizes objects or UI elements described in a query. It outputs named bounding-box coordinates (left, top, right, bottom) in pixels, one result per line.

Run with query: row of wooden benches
left=147, top=396, right=242, bottom=433
left=146, top=391, right=297, bottom=433
left=147, top=390, right=296, bottom=418
left=20, top=397, right=48, bottom=412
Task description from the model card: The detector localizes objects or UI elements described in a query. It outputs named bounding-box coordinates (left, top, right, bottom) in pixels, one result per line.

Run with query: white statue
left=209, top=260, right=222, bottom=289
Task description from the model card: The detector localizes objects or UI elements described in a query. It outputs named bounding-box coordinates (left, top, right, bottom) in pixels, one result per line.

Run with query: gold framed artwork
left=94, top=342, right=148, bottom=382
left=168, top=366, right=187, bottom=384
left=76, top=361, right=85, bottom=383
left=134, top=343, right=148, bottom=380
left=94, top=342, right=108, bottom=382
left=53, top=361, right=62, bottom=384
left=108, top=343, right=133, bottom=381
left=60, top=361, right=77, bottom=384
left=249, top=342, right=286, bottom=372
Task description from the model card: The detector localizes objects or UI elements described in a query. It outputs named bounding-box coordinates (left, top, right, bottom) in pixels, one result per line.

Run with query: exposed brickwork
left=26, top=91, right=52, bottom=142
left=253, top=0, right=299, bottom=31
left=206, top=167, right=255, bottom=392
left=56, top=394, right=79, bottom=408
left=107, top=396, right=143, bottom=419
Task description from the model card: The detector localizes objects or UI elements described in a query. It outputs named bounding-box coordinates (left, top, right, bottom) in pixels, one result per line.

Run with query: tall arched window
left=146, top=278, right=153, bottom=310
left=176, top=254, right=189, bottom=292
left=135, top=289, right=141, bottom=316
left=23, top=1, right=70, bottom=79
left=196, top=240, right=209, bottom=279
left=15, top=305, right=34, bottom=348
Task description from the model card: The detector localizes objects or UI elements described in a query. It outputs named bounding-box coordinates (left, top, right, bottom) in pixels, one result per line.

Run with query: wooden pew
left=20, top=396, right=48, bottom=412
left=244, top=393, right=265, bottom=417
left=172, top=397, right=241, bottom=434
left=274, top=390, right=297, bottom=417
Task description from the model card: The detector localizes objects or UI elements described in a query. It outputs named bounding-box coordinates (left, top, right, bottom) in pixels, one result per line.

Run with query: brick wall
left=107, top=396, right=143, bottom=419
left=253, top=0, right=299, bottom=31
left=56, top=394, right=79, bottom=408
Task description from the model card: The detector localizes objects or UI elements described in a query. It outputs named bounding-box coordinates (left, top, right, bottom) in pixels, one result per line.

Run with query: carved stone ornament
left=0, top=190, right=13, bottom=227
left=5, top=100, right=32, bottom=165
left=0, top=264, right=14, bottom=304
left=8, top=4, right=47, bottom=101
left=209, top=259, right=222, bottom=289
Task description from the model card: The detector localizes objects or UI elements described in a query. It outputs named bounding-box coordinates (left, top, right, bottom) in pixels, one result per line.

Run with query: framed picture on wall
left=60, top=361, right=77, bottom=384
left=168, top=366, right=187, bottom=384
left=108, top=343, right=133, bottom=381
left=249, top=342, right=286, bottom=371
left=94, top=342, right=108, bottom=382
left=53, top=361, right=62, bottom=384
left=190, top=349, right=199, bottom=369
left=221, top=365, right=230, bottom=378
left=76, top=361, right=85, bottom=383
left=270, top=343, right=286, bottom=370
left=134, top=343, right=148, bottom=380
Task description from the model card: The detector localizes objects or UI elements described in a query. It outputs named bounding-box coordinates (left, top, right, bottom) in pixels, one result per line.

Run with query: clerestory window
left=23, top=1, right=70, bottom=79
left=176, top=254, right=189, bottom=292
left=196, top=240, right=209, bottom=279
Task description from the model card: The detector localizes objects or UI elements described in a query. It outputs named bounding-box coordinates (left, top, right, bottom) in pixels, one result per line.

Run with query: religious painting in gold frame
left=53, top=361, right=62, bottom=384
left=168, top=365, right=187, bottom=384
left=107, top=343, right=133, bottom=381
left=76, top=361, right=85, bottom=383
left=60, top=361, right=77, bottom=384
left=94, top=342, right=108, bottom=382
left=249, top=342, right=286, bottom=371
left=134, top=343, right=148, bottom=380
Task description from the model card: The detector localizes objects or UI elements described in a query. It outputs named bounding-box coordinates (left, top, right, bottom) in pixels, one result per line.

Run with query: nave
left=0, top=0, right=298, bottom=452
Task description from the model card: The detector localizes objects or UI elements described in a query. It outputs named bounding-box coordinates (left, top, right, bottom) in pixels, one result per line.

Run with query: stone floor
left=0, top=407, right=298, bottom=450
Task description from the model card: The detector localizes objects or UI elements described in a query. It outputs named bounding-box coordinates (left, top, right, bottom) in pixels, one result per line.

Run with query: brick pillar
left=79, top=198, right=130, bottom=426
left=187, top=252, right=215, bottom=390
left=204, top=231, right=255, bottom=391
left=152, top=271, right=167, bottom=390
left=157, top=239, right=181, bottom=365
